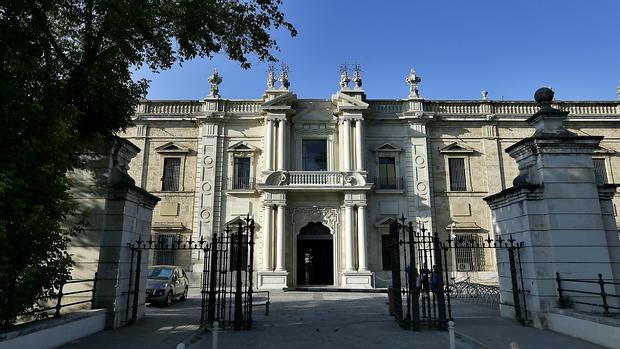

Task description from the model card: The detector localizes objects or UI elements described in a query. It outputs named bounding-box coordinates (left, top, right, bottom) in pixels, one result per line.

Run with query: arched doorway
left=297, top=222, right=333, bottom=285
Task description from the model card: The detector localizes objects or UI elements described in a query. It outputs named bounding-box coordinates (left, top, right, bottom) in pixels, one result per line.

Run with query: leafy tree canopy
left=0, top=0, right=295, bottom=327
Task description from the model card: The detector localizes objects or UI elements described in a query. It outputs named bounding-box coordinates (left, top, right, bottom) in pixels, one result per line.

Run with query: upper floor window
left=593, top=158, right=608, bottom=184
left=233, top=157, right=252, bottom=189
left=302, top=139, right=327, bottom=171
left=378, top=157, right=397, bottom=189
left=448, top=158, right=467, bottom=191
left=162, top=158, right=181, bottom=191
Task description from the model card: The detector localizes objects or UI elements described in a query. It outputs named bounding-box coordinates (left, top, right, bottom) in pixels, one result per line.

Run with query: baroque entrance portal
left=297, top=222, right=333, bottom=285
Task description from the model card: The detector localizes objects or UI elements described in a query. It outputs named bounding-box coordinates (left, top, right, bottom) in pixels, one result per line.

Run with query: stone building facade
left=121, top=68, right=620, bottom=289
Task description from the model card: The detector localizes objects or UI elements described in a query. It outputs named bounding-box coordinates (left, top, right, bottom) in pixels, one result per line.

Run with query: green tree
left=0, top=0, right=295, bottom=328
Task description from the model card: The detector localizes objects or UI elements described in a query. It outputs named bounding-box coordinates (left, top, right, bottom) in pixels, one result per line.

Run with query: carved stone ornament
left=279, top=64, right=290, bottom=90
left=481, top=90, right=488, bottom=100
left=340, top=69, right=351, bottom=90
left=207, top=68, right=222, bottom=98
left=406, top=68, right=421, bottom=99
left=267, top=64, right=276, bottom=89
left=292, top=207, right=339, bottom=235
left=353, top=64, right=363, bottom=89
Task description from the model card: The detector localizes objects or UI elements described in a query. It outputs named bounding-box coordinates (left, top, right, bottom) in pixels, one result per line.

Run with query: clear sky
left=133, top=0, right=620, bottom=101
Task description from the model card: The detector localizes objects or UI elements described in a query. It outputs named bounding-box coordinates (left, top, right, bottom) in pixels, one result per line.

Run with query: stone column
left=275, top=204, right=287, bottom=271
left=357, top=205, right=368, bottom=271
left=277, top=119, right=287, bottom=171
left=355, top=119, right=364, bottom=171
left=265, top=119, right=274, bottom=171
left=343, top=118, right=352, bottom=171
left=263, top=205, right=273, bottom=271
left=344, top=205, right=354, bottom=271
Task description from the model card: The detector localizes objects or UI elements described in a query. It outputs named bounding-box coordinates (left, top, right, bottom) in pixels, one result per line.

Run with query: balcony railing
left=374, top=176, right=404, bottom=190
left=228, top=177, right=255, bottom=190
left=289, top=171, right=343, bottom=185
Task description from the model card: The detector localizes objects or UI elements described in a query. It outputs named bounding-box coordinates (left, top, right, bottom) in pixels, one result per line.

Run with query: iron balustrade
left=556, top=272, right=620, bottom=315
left=228, top=177, right=255, bottom=190
left=18, top=274, right=98, bottom=321
left=374, top=176, right=404, bottom=190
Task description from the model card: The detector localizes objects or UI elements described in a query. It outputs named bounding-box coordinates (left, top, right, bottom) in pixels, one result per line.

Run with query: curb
left=455, top=331, right=492, bottom=349
left=175, top=325, right=209, bottom=349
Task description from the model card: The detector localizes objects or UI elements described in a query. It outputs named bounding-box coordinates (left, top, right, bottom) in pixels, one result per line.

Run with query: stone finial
left=339, top=64, right=351, bottom=90
left=267, top=63, right=276, bottom=90
left=528, top=87, right=572, bottom=136
left=279, top=63, right=290, bottom=90
left=353, top=64, right=363, bottom=89
left=481, top=90, right=489, bottom=101
left=207, top=68, right=222, bottom=98
left=616, top=85, right=620, bottom=100
left=534, top=86, right=554, bottom=110
left=406, top=69, right=422, bottom=99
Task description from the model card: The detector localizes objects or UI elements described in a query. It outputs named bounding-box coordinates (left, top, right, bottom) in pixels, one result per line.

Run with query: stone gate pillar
left=484, top=88, right=620, bottom=328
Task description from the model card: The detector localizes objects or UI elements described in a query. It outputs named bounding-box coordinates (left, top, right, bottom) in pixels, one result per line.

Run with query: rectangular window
left=593, top=158, right=608, bottom=184
left=454, top=233, right=488, bottom=272
left=233, top=157, right=252, bottom=189
left=162, top=158, right=181, bottom=191
left=448, top=158, right=467, bottom=191
left=154, top=234, right=176, bottom=265
left=378, top=157, right=397, bottom=189
left=302, top=139, right=328, bottom=171
left=381, top=235, right=398, bottom=271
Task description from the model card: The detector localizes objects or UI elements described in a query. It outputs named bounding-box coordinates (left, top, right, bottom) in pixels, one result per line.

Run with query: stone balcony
left=257, top=171, right=373, bottom=192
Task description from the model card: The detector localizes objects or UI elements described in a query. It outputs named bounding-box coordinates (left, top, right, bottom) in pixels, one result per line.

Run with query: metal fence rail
left=447, top=278, right=500, bottom=307
left=556, top=272, right=620, bottom=315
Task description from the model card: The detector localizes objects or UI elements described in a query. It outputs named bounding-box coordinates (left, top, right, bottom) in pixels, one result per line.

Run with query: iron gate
left=127, top=216, right=256, bottom=330
left=388, top=215, right=527, bottom=331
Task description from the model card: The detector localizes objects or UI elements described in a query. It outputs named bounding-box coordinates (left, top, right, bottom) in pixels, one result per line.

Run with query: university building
left=122, top=68, right=620, bottom=289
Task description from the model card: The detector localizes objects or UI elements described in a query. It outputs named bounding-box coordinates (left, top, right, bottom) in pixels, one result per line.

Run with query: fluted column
left=354, top=119, right=364, bottom=171
left=344, top=205, right=354, bottom=271
left=357, top=205, right=368, bottom=271
left=277, top=119, right=287, bottom=171
left=263, top=205, right=273, bottom=271
left=343, top=118, right=352, bottom=171
left=265, top=119, right=274, bottom=171
left=275, top=204, right=286, bottom=271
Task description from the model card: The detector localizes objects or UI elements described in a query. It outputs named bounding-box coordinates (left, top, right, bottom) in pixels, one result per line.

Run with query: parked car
left=145, top=265, right=190, bottom=306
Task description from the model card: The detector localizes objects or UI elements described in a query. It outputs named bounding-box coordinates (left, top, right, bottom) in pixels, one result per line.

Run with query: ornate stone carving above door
left=292, top=207, right=340, bottom=235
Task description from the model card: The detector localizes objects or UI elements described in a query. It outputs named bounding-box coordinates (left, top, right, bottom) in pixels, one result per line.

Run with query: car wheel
left=180, top=287, right=188, bottom=301
left=165, top=291, right=173, bottom=307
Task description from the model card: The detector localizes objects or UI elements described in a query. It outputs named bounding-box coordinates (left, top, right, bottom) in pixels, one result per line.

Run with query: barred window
left=233, top=157, right=251, bottom=189
left=593, top=158, right=608, bottom=184
left=154, top=234, right=176, bottom=265
left=381, top=235, right=398, bottom=271
left=378, top=157, right=397, bottom=189
left=454, top=233, right=488, bottom=272
left=162, top=158, right=181, bottom=191
left=448, top=158, right=467, bottom=191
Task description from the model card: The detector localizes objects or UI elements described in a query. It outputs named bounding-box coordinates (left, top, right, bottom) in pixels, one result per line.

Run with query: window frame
left=155, top=142, right=189, bottom=192
left=301, top=138, right=329, bottom=171
left=161, top=157, right=182, bottom=192
left=226, top=141, right=258, bottom=192
left=439, top=142, right=474, bottom=193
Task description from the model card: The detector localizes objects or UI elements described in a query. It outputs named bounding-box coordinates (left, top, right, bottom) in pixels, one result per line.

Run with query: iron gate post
left=432, top=234, right=447, bottom=330
left=507, top=247, right=523, bottom=323
left=247, top=218, right=255, bottom=328
left=234, top=222, right=244, bottom=330
left=408, top=222, right=420, bottom=330
left=132, top=249, right=143, bottom=323
left=207, top=232, right=219, bottom=324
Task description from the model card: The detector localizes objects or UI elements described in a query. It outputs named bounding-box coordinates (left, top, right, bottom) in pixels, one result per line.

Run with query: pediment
left=439, top=142, right=474, bottom=154
left=293, top=101, right=334, bottom=122
left=261, top=92, right=297, bottom=111
left=227, top=141, right=258, bottom=152
left=155, top=142, right=189, bottom=154
left=331, top=91, right=369, bottom=111
left=375, top=216, right=398, bottom=228
left=373, top=143, right=402, bottom=152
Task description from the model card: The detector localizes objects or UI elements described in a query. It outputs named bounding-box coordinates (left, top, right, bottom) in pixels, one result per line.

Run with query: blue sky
left=133, top=0, right=620, bottom=101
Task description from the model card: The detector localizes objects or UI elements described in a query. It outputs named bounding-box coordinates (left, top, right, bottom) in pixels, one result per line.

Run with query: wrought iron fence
left=446, top=277, right=500, bottom=307
left=18, top=275, right=98, bottom=322
left=556, top=272, right=620, bottom=315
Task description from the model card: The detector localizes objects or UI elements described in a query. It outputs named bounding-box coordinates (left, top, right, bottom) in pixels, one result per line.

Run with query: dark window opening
left=233, top=157, right=252, bottom=189
left=378, top=157, right=397, bottom=189
left=381, top=234, right=399, bottom=271
left=448, top=158, right=467, bottom=191
left=162, top=158, right=181, bottom=191
left=302, top=139, right=328, bottom=171
left=594, top=158, right=608, bottom=184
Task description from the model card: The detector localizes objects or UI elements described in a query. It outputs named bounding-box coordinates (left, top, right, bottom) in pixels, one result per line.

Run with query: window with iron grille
left=230, top=233, right=249, bottom=271
left=593, top=158, right=608, bottom=184
left=154, top=234, right=176, bottom=265
left=162, top=158, right=181, bottom=191
left=454, top=233, right=487, bottom=272
left=448, top=158, right=467, bottom=191
left=233, top=157, right=252, bottom=189
left=378, top=157, right=397, bottom=189
left=381, top=234, right=398, bottom=270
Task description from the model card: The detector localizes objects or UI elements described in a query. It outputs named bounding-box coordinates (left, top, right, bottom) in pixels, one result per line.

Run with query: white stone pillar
left=275, top=204, right=286, bottom=271
left=344, top=205, right=354, bottom=271
left=277, top=119, right=287, bottom=171
left=263, top=205, right=273, bottom=271
left=343, top=118, right=352, bottom=171
left=265, top=119, right=274, bottom=171
left=357, top=205, right=368, bottom=271
left=355, top=119, right=364, bottom=171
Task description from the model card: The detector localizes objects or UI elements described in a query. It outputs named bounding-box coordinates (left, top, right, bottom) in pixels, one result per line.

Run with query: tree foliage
left=0, top=0, right=295, bottom=328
